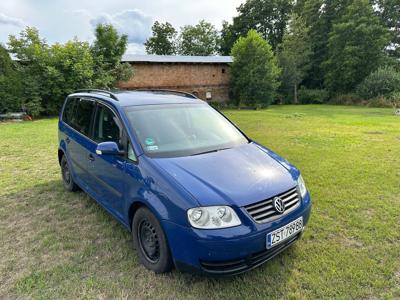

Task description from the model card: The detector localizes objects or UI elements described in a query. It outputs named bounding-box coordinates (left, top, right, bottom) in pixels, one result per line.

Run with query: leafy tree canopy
left=374, top=0, right=400, bottom=58
left=5, top=24, right=133, bottom=116
left=219, top=0, right=294, bottom=55
left=0, top=44, right=23, bottom=113
left=323, top=0, right=390, bottom=94
left=179, top=20, right=219, bottom=56
left=145, top=21, right=177, bottom=55
left=0, top=44, right=14, bottom=75
left=91, top=24, right=127, bottom=66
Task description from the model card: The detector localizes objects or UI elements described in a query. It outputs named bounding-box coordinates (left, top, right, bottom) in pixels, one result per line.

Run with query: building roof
left=121, top=54, right=233, bottom=64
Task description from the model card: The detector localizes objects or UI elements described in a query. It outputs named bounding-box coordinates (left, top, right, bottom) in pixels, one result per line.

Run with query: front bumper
left=162, top=192, right=312, bottom=276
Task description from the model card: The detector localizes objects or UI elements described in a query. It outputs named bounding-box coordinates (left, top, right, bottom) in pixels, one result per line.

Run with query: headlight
left=297, top=175, right=307, bottom=198
left=187, top=206, right=241, bottom=229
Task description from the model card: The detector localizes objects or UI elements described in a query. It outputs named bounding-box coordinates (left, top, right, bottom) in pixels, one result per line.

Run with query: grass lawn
left=0, top=105, right=399, bottom=299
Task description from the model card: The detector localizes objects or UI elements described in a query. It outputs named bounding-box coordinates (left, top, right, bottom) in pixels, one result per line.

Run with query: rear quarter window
left=62, top=98, right=77, bottom=126
left=72, top=99, right=95, bottom=137
left=63, top=98, right=95, bottom=138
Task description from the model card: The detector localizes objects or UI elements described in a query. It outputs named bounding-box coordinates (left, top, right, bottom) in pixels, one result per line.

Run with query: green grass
left=0, top=105, right=399, bottom=299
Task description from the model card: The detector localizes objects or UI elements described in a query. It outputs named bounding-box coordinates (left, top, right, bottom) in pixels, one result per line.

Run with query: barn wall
left=117, top=62, right=231, bottom=102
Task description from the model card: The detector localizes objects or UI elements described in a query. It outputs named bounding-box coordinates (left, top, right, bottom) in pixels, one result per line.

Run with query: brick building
left=117, top=55, right=233, bottom=102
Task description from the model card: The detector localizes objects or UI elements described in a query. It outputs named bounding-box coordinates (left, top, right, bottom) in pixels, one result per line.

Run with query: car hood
left=152, top=142, right=299, bottom=207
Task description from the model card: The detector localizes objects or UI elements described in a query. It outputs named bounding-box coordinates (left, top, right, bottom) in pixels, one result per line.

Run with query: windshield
left=124, top=104, right=248, bottom=158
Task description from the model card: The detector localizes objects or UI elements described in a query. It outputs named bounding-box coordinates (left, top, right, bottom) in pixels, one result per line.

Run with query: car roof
left=69, top=90, right=205, bottom=107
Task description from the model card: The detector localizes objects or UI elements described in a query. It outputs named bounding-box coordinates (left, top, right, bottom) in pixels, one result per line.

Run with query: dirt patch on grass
left=342, top=236, right=364, bottom=248
left=394, top=270, right=400, bottom=285
left=285, top=113, right=305, bottom=118
left=363, top=208, right=375, bottom=220
left=365, top=131, right=384, bottom=135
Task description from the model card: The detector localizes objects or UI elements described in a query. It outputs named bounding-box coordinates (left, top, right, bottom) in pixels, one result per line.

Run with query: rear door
left=64, top=98, right=96, bottom=189
left=59, top=97, right=77, bottom=163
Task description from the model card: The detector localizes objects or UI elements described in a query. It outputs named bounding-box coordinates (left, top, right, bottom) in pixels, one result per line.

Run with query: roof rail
left=134, top=89, right=198, bottom=99
left=74, top=89, right=119, bottom=101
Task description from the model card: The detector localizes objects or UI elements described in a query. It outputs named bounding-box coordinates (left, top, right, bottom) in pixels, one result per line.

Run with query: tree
left=295, top=0, right=351, bottom=88
left=145, top=21, right=177, bottom=55
left=91, top=23, right=134, bottom=88
left=179, top=20, right=219, bottom=56
left=323, top=0, right=390, bottom=94
left=92, top=24, right=127, bottom=66
left=374, top=0, right=400, bottom=58
left=219, top=0, right=294, bottom=55
left=278, top=14, right=312, bottom=103
left=8, top=28, right=98, bottom=115
left=0, top=44, right=14, bottom=75
left=230, top=30, right=281, bottom=107
left=45, top=39, right=96, bottom=113
left=8, top=27, right=49, bottom=116
left=219, top=21, right=237, bottom=56
left=6, top=25, right=133, bottom=116
left=0, top=44, right=23, bottom=113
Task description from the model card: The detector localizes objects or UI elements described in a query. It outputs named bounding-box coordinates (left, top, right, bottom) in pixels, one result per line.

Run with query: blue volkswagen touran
left=58, top=89, right=312, bottom=275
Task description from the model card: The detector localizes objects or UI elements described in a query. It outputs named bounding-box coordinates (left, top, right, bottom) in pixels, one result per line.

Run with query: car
left=58, top=89, right=312, bottom=275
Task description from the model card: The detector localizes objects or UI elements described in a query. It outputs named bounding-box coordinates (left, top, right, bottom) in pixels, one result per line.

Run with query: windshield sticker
left=147, top=145, right=159, bottom=151
left=145, top=137, right=155, bottom=146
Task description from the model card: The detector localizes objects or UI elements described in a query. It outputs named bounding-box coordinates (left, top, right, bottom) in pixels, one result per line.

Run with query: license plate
left=267, top=217, right=303, bottom=248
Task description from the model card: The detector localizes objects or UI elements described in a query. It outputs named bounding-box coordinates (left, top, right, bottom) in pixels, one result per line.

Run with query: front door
left=87, top=103, right=127, bottom=220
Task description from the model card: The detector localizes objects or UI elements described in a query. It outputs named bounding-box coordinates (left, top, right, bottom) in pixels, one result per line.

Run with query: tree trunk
left=294, top=84, right=298, bottom=104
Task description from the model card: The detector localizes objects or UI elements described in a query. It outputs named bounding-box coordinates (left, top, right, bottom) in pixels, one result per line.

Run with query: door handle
left=66, top=137, right=70, bottom=144
left=88, top=154, right=95, bottom=161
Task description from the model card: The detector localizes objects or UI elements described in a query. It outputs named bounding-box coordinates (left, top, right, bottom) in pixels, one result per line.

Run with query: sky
left=0, top=0, right=245, bottom=54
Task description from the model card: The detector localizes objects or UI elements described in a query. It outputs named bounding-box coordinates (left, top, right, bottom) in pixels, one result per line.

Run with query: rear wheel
left=132, top=207, right=173, bottom=273
left=60, top=155, right=78, bottom=192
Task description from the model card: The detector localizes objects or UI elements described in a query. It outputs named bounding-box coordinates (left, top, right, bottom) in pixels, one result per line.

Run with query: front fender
left=124, top=156, right=198, bottom=230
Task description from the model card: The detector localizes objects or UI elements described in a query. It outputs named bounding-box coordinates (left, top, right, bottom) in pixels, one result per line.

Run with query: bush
left=297, top=87, right=329, bottom=104
left=329, top=94, right=363, bottom=106
left=24, top=96, right=43, bottom=117
left=366, top=97, right=393, bottom=108
left=356, top=66, right=400, bottom=99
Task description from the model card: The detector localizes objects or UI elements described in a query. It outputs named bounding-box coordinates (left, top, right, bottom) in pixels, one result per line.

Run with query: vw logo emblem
left=273, top=197, right=285, bottom=214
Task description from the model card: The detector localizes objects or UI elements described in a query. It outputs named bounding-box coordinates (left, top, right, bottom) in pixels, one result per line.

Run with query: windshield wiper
left=191, top=147, right=231, bottom=156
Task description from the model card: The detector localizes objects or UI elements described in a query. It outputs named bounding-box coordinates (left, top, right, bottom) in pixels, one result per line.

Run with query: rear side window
left=62, top=98, right=77, bottom=126
left=93, top=104, right=122, bottom=145
left=71, top=99, right=95, bottom=137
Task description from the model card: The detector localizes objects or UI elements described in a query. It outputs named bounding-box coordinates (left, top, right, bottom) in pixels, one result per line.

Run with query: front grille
left=200, top=233, right=300, bottom=275
left=244, top=187, right=300, bottom=223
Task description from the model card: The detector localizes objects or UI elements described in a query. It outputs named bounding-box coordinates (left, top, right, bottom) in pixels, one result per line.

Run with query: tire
left=60, top=155, right=79, bottom=192
left=132, top=207, right=173, bottom=273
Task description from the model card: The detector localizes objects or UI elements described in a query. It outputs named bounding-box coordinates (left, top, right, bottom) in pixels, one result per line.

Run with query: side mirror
left=96, top=142, right=124, bottom=156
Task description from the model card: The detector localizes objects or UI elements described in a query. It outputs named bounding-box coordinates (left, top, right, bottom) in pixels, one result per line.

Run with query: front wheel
left=132, top=207, right=173, bottom=273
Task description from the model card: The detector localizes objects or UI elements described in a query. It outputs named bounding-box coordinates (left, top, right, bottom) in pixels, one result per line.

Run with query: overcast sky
left=0, top=0, right=245, bottom=54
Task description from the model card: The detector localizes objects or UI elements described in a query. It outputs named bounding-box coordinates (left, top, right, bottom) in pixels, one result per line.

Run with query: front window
left=124, top=104, right=248, bottom=158
left=93, top=104, right=122, bottom=145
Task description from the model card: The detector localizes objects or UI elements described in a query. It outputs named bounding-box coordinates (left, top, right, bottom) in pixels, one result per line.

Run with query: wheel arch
left=128, top=201, right=148, bottom=230
left=58, top=148, right=65, bottom=165
left=127, top=199, right=171, bottom=232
